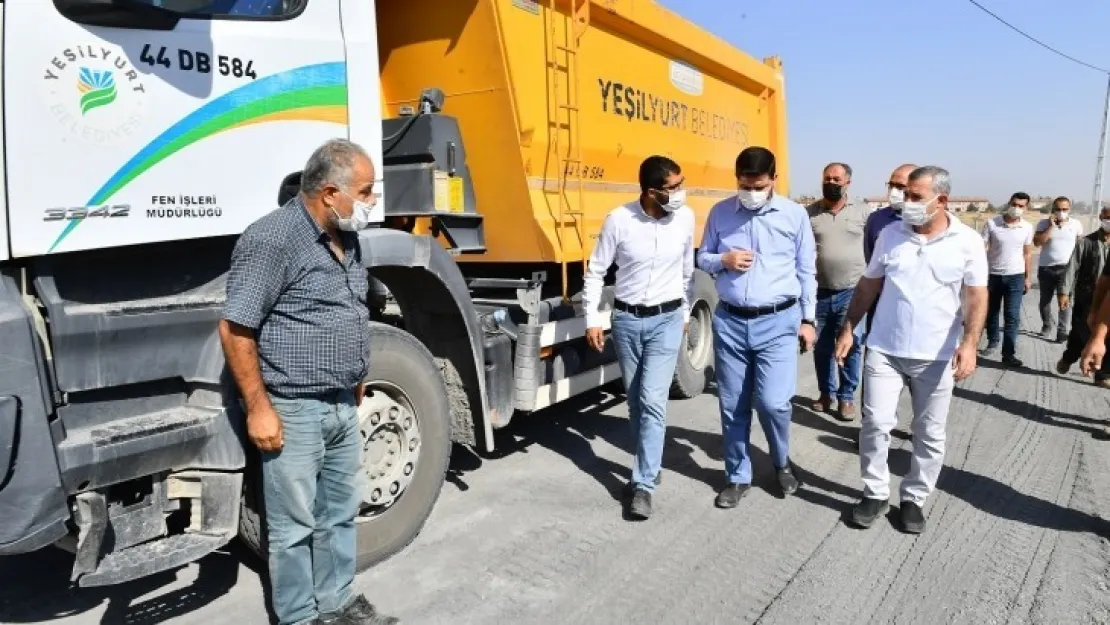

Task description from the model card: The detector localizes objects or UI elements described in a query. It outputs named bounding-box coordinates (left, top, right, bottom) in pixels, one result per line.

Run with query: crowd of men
left=583, top=147, right=1110, bottom=533
left=216, top=138, right=1110, bottom=625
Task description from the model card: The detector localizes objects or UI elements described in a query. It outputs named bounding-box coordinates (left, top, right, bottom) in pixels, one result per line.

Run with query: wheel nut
left=370, top=412, right=380, bottom=425
left=389, top=482, right=400, bottom=495
left=389, top=406, right=400, bottom=420
left=404, top=463, right=413, bottom=476
left=403, top=417, right=412, bottom=430
left=371, top=489, right=381, bottom=502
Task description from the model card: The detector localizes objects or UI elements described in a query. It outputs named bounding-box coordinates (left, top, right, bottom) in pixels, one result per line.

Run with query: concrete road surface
left=3, top=293, right=1110, bottom=625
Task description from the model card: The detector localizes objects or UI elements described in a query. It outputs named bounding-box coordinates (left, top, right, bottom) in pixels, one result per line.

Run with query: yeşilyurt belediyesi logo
left=41, top=44, right=148, bottom=146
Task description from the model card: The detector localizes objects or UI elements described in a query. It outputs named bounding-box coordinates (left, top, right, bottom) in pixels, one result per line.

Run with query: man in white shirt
left=583, top=155, right=694, bottom=521
left=835, top=166, right=988, bottom=534
left=981, top=192, right=1034, bottom=367
left=1033, top=196, right=1084, bottom=342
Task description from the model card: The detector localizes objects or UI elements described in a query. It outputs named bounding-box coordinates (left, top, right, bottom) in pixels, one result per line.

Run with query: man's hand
left=1024, top=277, right=1032, bottom=294
left=834, top=323, right=854, bottom=365
left=355, top=382, right=366, bottom=405
left=586, top=327, right=605, bottom=353
left=798, top=322, right=816, bottom=353
left=1081, top=338, right=1106, bottom=376
left=721, top=249, right=755, bottom=272
left=247, top=404, right=284, bottom=453
left=952, top=341, right=978, bottom=382
left=1058, top=294, right=1071, bottom=310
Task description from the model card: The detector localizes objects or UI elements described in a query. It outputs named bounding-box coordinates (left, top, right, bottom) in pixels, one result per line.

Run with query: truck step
left=58, top=406, right=222, bottom=492
left=77, top=533, right=228, bottom=587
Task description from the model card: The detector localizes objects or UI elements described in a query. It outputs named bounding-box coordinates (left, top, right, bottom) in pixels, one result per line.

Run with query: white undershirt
left=582, top=201, right=695, bottom=328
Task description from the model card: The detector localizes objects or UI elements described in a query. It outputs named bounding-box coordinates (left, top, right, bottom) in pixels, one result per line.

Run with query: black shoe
left=715, top=483, right=750, bottom=509
left=849, top=497, right=889, bottom=528
left=331, top=594, right=400, bottom=625
left=1055, top=333, right=1068, bottom=344
left=628, top=489, right=652, bottom=520
left=623, top=470, right=662, bottom=496
left=1002, top=356, right=1023, bottom=368
left=900, top=501, right=926, bottom=534
left=776, top=465, right=799, bottom=496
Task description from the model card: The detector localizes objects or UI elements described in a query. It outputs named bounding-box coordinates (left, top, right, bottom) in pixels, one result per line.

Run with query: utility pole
left=1092, top=74, right=1110, bottom=216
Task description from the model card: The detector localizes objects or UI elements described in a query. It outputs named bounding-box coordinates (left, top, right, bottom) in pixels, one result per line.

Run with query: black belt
left=613, top=298, right=682, bottom=318
left=719, top=297, right=797, bottom=319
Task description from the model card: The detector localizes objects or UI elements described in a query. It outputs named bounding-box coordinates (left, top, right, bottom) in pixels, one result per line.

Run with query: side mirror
left=277, top=172, right=302, bottom=207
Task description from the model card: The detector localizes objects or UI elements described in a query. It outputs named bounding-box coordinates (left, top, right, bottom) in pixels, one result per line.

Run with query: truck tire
left=670, top=270, right=717, bottom=399
left=238, top=322, right=453, bottom=572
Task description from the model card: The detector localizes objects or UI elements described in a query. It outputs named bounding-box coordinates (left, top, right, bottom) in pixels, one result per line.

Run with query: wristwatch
left=801, top=319, right=816, bottom=327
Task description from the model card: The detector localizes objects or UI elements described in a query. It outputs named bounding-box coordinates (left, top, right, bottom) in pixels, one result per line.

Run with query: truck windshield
left=131, top=0, right=298, bottom=16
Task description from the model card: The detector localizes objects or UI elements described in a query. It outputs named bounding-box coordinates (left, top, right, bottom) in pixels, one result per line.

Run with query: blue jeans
left=814, top=287, right=863, bottom=403
left=712, top=303, right=799, bottom=485
left=264, top=391, right=361, bottom=625
left=610, top=308, right=684, bottom=493
left=986, top=273, right=1024, bottom=358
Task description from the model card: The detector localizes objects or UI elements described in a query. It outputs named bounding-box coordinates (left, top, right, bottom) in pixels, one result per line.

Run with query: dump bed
left=377, top=0, right=789, bottom=265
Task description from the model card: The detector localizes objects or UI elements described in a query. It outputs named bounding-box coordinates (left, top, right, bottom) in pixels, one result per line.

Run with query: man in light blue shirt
left=697, top=146, right=818, bottom=509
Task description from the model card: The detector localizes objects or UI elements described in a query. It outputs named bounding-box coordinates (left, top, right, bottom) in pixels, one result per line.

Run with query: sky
left=658, top=0, right=1110, bottom=208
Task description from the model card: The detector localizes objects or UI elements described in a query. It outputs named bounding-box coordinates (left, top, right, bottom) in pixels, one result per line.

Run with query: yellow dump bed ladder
left=545, top=0, right=590, bottom=301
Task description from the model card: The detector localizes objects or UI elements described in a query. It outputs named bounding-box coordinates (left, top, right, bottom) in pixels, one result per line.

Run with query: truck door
left=2, top=0, right=356, bottom=257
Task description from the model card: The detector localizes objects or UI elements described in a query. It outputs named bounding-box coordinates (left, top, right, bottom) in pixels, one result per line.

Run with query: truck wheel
left=671, top=270, right=717, bottom=399
left=238, top=322, right=452, bottom=572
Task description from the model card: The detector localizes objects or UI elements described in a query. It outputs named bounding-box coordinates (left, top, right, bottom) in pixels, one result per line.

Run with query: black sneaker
left=325, top=594, right=401, bottom=625
left=623, top=470, right=662, bottom=497
left=777, top=465, right=799, bottom=496
left=850, top=497, right=889, bottom=528
left=1002, top=355, right=1024, bottom=368
left=628, top=489, right=652, bottom=520
left=715, top=483, right=751, bottom=509
left=900, top=501, right=926, bottom=534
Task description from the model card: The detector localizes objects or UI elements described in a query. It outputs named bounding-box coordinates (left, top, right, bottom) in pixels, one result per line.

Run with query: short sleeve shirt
left=865, top=213, right=989, bottom=361
left=1035, top=217, right=1085, bottom=267
left=224, top=196, right=371, bottom=397
left=982, top=216, right=1033, bottom=275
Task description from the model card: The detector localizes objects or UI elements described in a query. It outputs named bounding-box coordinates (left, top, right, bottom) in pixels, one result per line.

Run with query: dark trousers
left=986, top=273, right=1024, bottom=359
left=1037, top=264, right=1071, bottom=338
left=1062, top=299, right=1110, bottom=380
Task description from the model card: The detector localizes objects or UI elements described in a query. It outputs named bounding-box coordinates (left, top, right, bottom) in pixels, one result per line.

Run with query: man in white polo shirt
left=834, top=166, right=988, bottom=534
left=981, top=192, right=1034, bottom=367
left=583, top=155, right=694, bottom=521
left=1033, top=196, right=1084, bottom=342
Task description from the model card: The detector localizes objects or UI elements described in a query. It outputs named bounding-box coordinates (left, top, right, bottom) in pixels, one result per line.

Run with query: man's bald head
left=890, top=163, right=916, bottom=186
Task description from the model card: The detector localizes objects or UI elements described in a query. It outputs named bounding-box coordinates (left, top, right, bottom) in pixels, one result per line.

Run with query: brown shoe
left=1096, top=377, right=1110, bottom=389
left=811, top=394, right=832, bottom=413
left=835, top=401, right=856, bottom=422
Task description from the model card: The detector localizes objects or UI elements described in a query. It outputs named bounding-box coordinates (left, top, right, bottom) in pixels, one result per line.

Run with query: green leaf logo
left=77, top=67, right=118, bottom=116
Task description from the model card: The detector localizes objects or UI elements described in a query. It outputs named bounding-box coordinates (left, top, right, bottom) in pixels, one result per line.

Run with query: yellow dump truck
left=0, top=0, right=788, bottom=585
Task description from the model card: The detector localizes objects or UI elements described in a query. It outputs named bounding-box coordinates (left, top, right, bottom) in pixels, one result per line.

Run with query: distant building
left=864, top=196, right=990, bottom=212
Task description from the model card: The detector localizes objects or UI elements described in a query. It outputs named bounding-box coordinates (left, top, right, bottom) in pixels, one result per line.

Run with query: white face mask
left=662, top=189, right=686, bottom=212
left=888, top=187, right=905, bottom=212
left=1005, top=205, right=1024, bottom=219
left=331, top=190, right=375, bottom=232
left=1101, top=219, right=1110, bottom=232
left=901, top=196, right=939, bottom=226
left=738, top=189, right=770, bottom=211
left=1054, top=210, right=1069, bottom=221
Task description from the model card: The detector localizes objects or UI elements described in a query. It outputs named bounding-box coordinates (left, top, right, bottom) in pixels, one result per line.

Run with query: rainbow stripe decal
left=49, top=61, right=349, bottom=252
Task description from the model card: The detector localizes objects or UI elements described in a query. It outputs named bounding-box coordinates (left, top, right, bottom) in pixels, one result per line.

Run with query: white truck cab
left=4, top=0, right=384, bottom=258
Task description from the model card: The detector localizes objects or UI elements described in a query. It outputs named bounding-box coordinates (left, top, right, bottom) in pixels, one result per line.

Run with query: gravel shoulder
left=2, top=292, right=1109, bottom=625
